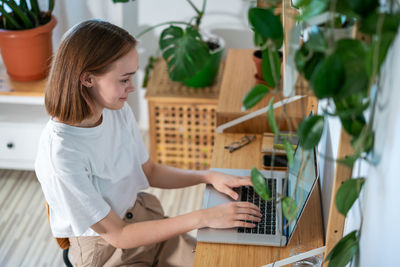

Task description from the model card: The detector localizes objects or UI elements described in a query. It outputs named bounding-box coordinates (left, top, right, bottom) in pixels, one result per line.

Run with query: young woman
left=35, top=20, right=261, bottom=267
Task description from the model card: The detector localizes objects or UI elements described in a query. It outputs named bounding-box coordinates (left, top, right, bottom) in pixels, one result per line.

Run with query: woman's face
left=88, top=48, right=139, bottom=111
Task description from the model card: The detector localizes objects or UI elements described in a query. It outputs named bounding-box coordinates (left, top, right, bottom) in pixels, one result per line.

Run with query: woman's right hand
left=200, top=201, right=262, bottom=229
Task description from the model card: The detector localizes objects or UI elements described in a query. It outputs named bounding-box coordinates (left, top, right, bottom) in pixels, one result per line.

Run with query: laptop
left=197, top=145, right=318, bottom=247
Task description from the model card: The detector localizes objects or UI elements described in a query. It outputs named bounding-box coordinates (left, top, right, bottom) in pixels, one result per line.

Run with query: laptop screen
left=287, top=145, right=317, bottom=237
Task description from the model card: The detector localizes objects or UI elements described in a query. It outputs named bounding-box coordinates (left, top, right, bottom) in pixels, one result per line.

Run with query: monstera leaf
left=159, top=25, right=210, bottom=82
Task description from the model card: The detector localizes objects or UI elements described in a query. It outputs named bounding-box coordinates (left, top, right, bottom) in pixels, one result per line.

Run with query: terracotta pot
left=0, top=16, right=57, bottom=81
left=252, top=49, right=283, bottom=87
left=252, top=50, right=264, bottom=82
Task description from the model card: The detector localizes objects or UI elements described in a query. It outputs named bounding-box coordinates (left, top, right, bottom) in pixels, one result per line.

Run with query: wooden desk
left=193, top=133, right=324, bottom=267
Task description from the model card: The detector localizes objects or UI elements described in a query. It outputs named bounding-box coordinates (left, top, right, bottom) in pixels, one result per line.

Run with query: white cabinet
left=0, top=100, right=49, bottom=170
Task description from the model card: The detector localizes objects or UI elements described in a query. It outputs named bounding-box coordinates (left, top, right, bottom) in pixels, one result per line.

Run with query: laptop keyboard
left=235, top=179, right=277, bottom=235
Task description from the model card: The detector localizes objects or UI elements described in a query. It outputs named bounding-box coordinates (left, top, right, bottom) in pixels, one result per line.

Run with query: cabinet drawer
left=0, top=124, right=43, bottom=162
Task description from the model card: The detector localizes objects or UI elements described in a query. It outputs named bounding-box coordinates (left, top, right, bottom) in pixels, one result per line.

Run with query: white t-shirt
left=35, top=103, right=149, bottom=237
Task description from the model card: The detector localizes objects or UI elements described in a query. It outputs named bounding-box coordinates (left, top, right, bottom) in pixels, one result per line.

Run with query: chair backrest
left=45, top=202, right=70, bottom=250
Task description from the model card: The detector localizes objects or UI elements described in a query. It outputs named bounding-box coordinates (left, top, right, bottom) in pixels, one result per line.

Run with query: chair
left=45, top=203, right=73, bottom=267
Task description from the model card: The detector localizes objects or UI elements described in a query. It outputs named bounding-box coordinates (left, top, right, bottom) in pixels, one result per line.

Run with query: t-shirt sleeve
left=123, top=103, right=149, bottom=164
left=48, top=141, right=111, bottom=236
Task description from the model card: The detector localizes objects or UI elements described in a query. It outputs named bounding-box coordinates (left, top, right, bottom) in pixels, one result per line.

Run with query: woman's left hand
left=205, top=171, right=253, bottom=200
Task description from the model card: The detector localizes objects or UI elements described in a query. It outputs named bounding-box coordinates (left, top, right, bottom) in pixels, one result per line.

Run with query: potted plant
left=248, top=4, right=283, bottom=87
left=114, top=0, right=225, bottom=88
left=0, top=0, right=56, bottom=81
left=242, top=5, right=283, bottom=110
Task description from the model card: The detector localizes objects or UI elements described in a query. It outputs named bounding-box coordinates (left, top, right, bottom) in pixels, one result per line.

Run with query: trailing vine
left=243, top=0, right=400, bottom=266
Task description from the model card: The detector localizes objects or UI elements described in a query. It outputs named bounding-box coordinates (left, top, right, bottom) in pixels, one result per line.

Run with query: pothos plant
left=242, top=0, right=400, bottom=266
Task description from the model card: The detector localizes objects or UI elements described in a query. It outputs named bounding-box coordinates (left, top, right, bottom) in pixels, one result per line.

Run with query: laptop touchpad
left=206, top=186, right=235, bottom=208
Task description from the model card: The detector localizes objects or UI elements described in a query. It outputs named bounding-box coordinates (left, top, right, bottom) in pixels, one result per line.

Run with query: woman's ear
left=80, top=72, right=94, bottom=88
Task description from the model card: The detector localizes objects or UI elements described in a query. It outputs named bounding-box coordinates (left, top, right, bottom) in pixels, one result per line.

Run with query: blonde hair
left=45, top=20, right=137, bottom=124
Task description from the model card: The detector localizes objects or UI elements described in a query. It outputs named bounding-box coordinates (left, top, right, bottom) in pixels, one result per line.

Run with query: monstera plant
left=114, top=0, right=224, bottom=88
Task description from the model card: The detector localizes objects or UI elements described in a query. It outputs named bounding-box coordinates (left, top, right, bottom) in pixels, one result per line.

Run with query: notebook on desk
left=197, top=145, right=318, bottom=247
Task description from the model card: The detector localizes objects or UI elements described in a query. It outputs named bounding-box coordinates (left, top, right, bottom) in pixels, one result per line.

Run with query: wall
left=342, top=29, right=400, bottom=266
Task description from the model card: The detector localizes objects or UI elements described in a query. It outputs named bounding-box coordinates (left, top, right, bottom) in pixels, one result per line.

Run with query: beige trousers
left=69, top=192, right=196, bottom=267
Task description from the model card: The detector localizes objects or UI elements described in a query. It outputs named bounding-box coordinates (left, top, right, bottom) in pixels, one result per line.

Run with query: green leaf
left=334, top=92, right=369, bottom=117
left=335, top=98, right=370, bottom=118
left=304, top=52, right=325, bottom=81
left=335, top=39, right=369, bottom=75
left=337, top=71, right=369, bottom=99
left=27, top=9, right=39, bottom=27
left=48, top=0, right=55, bottom=14
left=325, top=230, right=359, bottom=267
left=359, top=12, right=400, bottom=35
left=292, top=0, right=312, bottom=8
left=339, top=114, right=366, bottom=138
left=366, top=32, right=396, bottom=78
left=267, top=98, right=278, bottom=135
left=282, top=197, right=297, bottom=221
left=294, top=47, right=307, bottom=72
left=336, top=178, right=365, bottom=216
left=29, top=0, right=40, bottom=17
left=261, top=48, right=281, bottom=88
left=336, top=155, right=358, bottom=168
left=351, top=127, right=374, bottom=154
left=335, top=1, right=361, bottom=20
left=294, top=45, right=325, bottom=81
left=298, top=0, right=329, bottom=21
left=311, top=54, right=345, bottom=99
left=0, top=6, right=22, bottom=29
left=242, top=84, right=270, bottom=110
left=304, top=26, right=328, bottom=53
left=159, top=26, right=210, bottom=82
left=254, top=31, right=267, bottom=47
left=6, top=0, right=33, bottom=28
left=338, top=0, right=379, bottom=18
left=332, top=39, right=370, bottom=98
left=272, top=34, right=284, bottom=50
left=298, top=115, right=325, bottom=150
left=283, top=140, right=294, bottom=167
left=251, top=168, right=270, bottom=201
left=20, top=0, right=29, bottom=12
left=248, top=7, right=284, bottom=41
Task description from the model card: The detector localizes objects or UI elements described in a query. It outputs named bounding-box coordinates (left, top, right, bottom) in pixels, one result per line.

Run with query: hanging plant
left=242, top=0, right=400, bottom=266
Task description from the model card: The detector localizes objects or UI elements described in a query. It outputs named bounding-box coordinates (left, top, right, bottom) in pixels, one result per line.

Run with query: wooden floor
left=0, top=132, right=205, bottom=267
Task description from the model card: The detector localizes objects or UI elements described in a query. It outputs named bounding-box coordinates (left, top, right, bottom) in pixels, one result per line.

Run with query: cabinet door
left=0, top=123, right=44, bottom=168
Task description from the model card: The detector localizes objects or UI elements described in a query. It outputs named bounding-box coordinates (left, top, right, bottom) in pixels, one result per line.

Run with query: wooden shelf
left=0, top=63, right=46, bottom=104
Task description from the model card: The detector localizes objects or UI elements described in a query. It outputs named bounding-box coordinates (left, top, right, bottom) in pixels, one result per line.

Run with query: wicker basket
left=145, top=59, right=224, bottom=170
